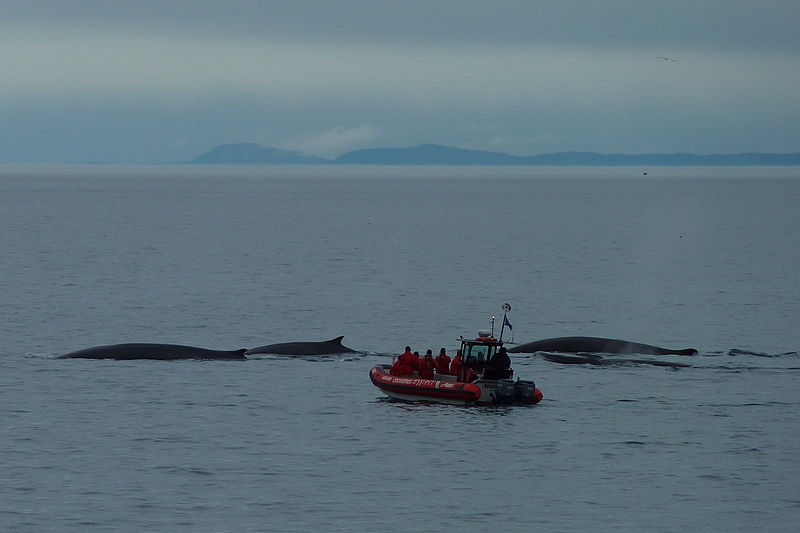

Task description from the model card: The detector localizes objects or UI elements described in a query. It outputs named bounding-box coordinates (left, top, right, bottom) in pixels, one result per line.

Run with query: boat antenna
left=490, top=316, right=495, bottom=338
left=499, top=303, right=512, bottom=342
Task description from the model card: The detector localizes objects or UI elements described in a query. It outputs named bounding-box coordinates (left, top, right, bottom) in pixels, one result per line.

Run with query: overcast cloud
left=1, top=1, right=799, bottom=162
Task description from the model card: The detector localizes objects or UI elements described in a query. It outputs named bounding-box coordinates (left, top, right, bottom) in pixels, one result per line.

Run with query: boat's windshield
left=462, top=343, right=496, bottom=363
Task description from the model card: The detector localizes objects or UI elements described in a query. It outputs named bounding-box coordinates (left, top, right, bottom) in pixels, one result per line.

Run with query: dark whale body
left=244, top=336, right=358, bottom=356
left=58, top=343, right=248, bottom=360
left=508, top=336, right=697, bottom=356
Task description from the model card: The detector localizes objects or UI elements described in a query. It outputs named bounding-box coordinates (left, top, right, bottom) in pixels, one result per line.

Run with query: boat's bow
left=370, top=365, right=482, bottom=404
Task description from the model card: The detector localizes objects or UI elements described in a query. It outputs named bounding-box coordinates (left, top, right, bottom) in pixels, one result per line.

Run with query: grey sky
left=2, top=1, right=799, bottom=162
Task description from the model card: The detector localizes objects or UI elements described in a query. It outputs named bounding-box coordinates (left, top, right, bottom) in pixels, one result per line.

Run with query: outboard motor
left=495, top=379, right=516, bottom=403
left=514, top=380, right=537, bottom=403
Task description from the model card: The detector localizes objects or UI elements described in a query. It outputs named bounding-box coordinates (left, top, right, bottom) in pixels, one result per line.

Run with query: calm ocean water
left=1, top=165, right=799, bottom=532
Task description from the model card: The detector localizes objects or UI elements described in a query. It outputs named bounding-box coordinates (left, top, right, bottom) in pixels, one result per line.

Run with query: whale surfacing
left=244, top=336, right=359, bottom=356
left=58, top=343, right=248, bottom=360
left=508, top=336, right=697, bottom=356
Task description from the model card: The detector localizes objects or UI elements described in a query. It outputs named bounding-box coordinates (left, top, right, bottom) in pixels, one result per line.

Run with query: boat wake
left=726, top=348, right=799, bottom=358
left=532, top=349, right=800, bottom=371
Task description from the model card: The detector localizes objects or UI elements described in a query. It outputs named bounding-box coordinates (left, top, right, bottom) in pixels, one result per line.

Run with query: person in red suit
left=390, top=346, right=416, bottom=377
left=449, top=350, right=463, bottom=375
left=418, top=350, right=436, bottom=379
left=412, top=351, right=421, bottom=370
left=434, top=348, right=451, bottom=374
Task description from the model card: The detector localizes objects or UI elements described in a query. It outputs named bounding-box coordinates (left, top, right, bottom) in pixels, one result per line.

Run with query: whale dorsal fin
left=328, top=336, right=345, bottom=345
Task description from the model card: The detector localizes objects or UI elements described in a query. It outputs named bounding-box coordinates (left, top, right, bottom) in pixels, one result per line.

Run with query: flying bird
left=656, top=56, right=678, bottom=62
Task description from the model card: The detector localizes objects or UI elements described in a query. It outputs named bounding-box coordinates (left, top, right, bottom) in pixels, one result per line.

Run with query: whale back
left=58, top=343, right=248, bottom=360
left=244, top=336, right=359, bottom=356
left=508, top=336, right=697, bottom=356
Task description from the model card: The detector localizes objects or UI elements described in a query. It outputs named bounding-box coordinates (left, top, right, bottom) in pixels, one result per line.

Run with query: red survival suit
left=418, top=354, right=436, bottom=379
left=390, top=349, right=417, bottom=377
left=449, top=353, right=463, bottom=375
left=434, top=351, right=451, bottom=374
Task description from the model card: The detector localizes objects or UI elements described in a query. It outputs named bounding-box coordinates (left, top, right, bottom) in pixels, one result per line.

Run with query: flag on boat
left=503, top=316, right=512, bottom=330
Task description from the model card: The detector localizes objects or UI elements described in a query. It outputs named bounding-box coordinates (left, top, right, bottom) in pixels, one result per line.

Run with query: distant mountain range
left=188, top=143, right=800, bottom=166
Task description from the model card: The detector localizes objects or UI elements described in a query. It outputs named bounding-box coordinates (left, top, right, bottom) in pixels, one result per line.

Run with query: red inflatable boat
left=370, top=310, right=543, bottom=406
